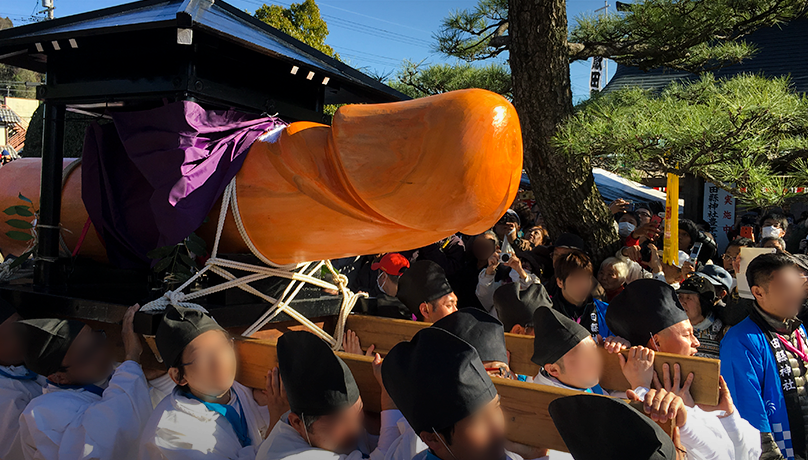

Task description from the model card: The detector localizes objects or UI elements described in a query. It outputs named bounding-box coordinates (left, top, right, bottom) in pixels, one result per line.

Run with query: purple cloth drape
left=82, top=101, right=284, bottom=268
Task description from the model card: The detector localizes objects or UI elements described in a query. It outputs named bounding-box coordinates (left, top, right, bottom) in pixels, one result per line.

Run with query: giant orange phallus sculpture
left=0, top=89, right=522, bottom=265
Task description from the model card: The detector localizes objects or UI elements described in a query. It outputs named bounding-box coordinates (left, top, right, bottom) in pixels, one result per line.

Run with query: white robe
left=138, top=382, right=270, bottom=460
left=0, top=365, right=46, bottom=460
left=18, top=360, right=152, bottom=460
left=147, top=373, right=176, bottom=409
left=678, top=407, right=761, bottom=460
left=255, top=410, right=406, bottom=460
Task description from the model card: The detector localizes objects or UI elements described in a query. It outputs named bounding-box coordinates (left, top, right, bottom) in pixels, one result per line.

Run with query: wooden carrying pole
left=342, top=315, right=720, bottom=406
left=234, top=336, right=673, bottom=452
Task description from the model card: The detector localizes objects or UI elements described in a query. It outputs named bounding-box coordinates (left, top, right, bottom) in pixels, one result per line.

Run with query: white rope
left=141, top=173, right=366, bottom=350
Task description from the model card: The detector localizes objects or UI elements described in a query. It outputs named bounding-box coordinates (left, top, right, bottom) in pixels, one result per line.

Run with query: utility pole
left=589, top=1, right=609, bottom=94
left=41, top=0, right=54, bottom=20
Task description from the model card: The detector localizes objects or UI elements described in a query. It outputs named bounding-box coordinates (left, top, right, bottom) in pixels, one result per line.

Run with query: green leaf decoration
left=8, top=249, right=34, bottom=269
left=147, top=246, right=176, bottom=260
left=14, top=206, right=33, bottom=217
left=6, top=231, right=33, bottom=241
left=5, top=219, right=33, bottom=229
left=3, top=206, right=18, bottom=216
left=17, top=193, right=32, bottom=204
left=178, top=252, right=196, bottom=268
left=154, top=257, right=173, bottom=273
left=187, top=233, right=207, bottom=251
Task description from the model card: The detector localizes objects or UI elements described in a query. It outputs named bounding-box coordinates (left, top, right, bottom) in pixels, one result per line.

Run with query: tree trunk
left=508, top=0, right=618, bottom=262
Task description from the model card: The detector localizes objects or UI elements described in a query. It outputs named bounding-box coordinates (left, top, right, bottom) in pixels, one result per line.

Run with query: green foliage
left=24, top=104, right=107, bottom=158
left=147, top=233, right=208, bottom=286
left=435, top=0, right=509, bottom=62
left=253, top=0, right=338, bottom=58
left=0, top=64, right=42, bottom=99
left=3, top=194, right=37, bottom=267
left=554, top=74, right=808, bottom=208
left=389, top=60, right=512, bottom=99
left=569, top=0, right=808, bottom=71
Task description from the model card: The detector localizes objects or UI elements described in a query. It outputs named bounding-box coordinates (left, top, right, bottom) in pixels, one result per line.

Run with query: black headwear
left=0, top=298, right=16, bottom=324
left=531, top=306, right=590, bottom=366
left=396, top=260, right=453, bottom=316
left=606, top=279, right=689, bottom=346
left=549, top=394, right=676, bottom=460
left=493, top=283, right=552, bottom=333
left=155, top=305, right=224, bottom=369
left=678, top=276, right=716, bottom=319
left=678, top=276, right=715, bottom=302
left=552, top=233, right=585, bottom=251
left=16, top=318, right=85, bottom=376
left=382, top=327, right=497, bottom=434
left=278, top=331, right=360, bottom=417
left=432, top=308, right=507, bottom=363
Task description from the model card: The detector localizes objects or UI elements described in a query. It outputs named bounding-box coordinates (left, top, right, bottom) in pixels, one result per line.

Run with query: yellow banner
left=663, top=173, right=679, bottom=265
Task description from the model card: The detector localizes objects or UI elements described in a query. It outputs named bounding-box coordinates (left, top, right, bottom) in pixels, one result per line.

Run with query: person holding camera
left=475, top=248, right=541, bottom=319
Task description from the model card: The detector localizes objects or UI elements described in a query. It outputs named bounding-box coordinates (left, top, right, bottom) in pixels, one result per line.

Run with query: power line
left=318, top=1, right=432, bottom=34
left=234, top=0, right=432, bottom=48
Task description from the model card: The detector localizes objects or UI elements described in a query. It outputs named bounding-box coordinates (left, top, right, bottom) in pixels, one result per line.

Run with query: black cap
left=432, top=308, right=507, bottom=363
left=552, top=233, right=585, bottom=251
left=549, top=394, right=676, bottom=460
left=493, top=283, right=552, bottom=332
left=531, top=307, right=590, bottom=366
left=382, top=327, right=497, bottom=434
left=155, top=305, right=224, bottom=369
left=396, top=260, right=453, bottom=316
left=0, top=298, right=16, bottom=325
left=606, top=279, right=689, bottom=346
left=17, top=318, right=85, bottom=376
left=677, top=276, right=715, bottom=304
left=278, top=331, right=360, bottom=417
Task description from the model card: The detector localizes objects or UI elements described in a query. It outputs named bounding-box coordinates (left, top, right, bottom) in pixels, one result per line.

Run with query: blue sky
left=1, top=0, right=616, bottom=103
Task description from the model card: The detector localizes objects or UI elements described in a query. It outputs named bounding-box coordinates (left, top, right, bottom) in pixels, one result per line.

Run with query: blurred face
left=472, top=235, right=497, bottom=262
left=678, top=229, right=692, bottom=251
left=424, top=396, right=506, bottom=460
left=752, top=266, right=807, bottom=320
left=546, top=336, right=602, bottom=389
left=722, top=245, right=741, bottom=272
left=635, top=208, right=652, bottom=225
left=597, top=264, right=623, bottom=292
left=494, top=218, right=519, bottom=240
left=653, top=320, right=700, bottom=356
left=557, top=269, right=593, bottom=306
left=677, top=293, right=704, bottom=323
left=763, top=239, right=785, bottom=251
left=618, top=214, right=638, bottom=227
left=0, top=313, right=26, bottom=366
left=55, top=325, right=114, bottom=385
left=524, top=227, right=544, bottom=246
left=552, top=247, right=574, bottom=264
left=290, top=397, right=365, bottom=454
left=762, top=218, right=785, bottom=237
left=422, top=292, right=458, bottom=323
left=171, top=330, right=237, bottom=400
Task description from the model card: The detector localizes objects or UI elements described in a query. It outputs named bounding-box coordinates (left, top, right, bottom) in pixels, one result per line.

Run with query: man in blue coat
left=721, top=253, right=808, bottom=460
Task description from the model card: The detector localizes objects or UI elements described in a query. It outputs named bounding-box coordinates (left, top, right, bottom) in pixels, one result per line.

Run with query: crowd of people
left=1, top=198, right=808, bottom=460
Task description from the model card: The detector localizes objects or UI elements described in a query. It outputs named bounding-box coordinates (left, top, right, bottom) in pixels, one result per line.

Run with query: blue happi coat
left=721, top=316, right=806, bottom=460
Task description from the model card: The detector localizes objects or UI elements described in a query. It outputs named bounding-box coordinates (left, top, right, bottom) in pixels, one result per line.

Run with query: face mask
left=618, top=221, right=635, bottom=238
left=377, top=273, right=387, bottom=293
left=761, top=225, right=783, bottom=239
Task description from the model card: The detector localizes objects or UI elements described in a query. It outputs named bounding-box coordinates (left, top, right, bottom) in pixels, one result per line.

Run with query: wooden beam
left=232, top=335, right=672, bottom=452
left=343, top=314, right=720, bottom=405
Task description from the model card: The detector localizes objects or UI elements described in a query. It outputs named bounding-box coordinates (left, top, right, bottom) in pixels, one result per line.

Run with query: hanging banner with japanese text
left=663, top=173, right=679, bottom=265
left=703, top=183, right=735, bottom=254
